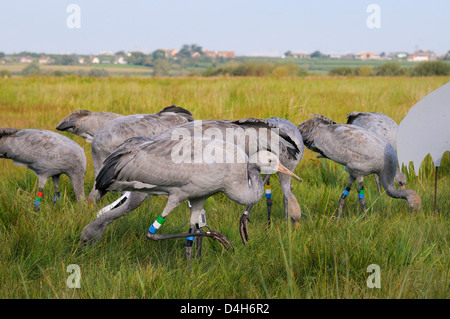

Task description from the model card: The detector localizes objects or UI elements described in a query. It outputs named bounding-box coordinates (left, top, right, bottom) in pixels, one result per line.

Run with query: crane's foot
left=239, top=213, right=250, bottom=246
left=146, top=228, right=234, bottom=252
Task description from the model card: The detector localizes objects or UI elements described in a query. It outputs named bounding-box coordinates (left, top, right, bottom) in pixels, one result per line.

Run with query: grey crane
left=88, top=105, right=194, bottom=202
left=56, top=109, right=122, bottom=143
left=0, top=128, right=86, bottom=211
left=346, top=111, right=407, bottom=191
left=297, top=115, right=421, bottom=219
left=81, top=133, right=300, bottom=260
left=84, top=117, right=303, bottom=248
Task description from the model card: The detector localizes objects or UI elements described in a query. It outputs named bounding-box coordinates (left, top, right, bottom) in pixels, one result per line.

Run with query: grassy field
left=0, top=76, right=449, bottom=299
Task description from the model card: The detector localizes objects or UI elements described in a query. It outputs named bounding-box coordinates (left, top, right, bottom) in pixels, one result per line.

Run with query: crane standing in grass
left=346, top=111, right=407, bottom=191
left=297, top=115, right=421, bottom=219
left=0, top=128, right=86, bottom=211
left=85, top=117, right=303, bottom=250
left=81, top=134, right=301, bottom=260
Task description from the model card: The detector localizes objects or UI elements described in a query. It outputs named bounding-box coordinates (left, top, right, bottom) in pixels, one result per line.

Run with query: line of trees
left=329, top=61, right=450, bottom=76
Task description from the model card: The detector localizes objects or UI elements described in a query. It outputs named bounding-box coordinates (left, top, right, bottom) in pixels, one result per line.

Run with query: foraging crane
left=56, top=109, right=122, bottom=143
left=88, top=105, right=194, bottom=202
left=0, top=128, right=86, bottom=211
left=346, top=111, right=407, bottom=190
left=81, top=134, right=300, bottom=260
left=87, top=117, right=303, bottom=248
left=297, top=115, right=421, bottom=219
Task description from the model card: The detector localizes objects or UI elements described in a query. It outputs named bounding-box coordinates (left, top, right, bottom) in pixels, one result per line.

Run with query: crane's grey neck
left=225, top=162, right=264, bottom=206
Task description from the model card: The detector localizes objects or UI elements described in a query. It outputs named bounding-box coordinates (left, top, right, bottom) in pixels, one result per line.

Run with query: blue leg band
left=148, top=225, right=157, bottom=234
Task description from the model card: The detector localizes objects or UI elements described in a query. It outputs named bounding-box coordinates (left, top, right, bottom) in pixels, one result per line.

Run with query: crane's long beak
left=276, top=163, right=301, bottom=181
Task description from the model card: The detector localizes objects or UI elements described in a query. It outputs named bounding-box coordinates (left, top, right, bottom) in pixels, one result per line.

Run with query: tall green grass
left=0, top=76, right=448, bottom=298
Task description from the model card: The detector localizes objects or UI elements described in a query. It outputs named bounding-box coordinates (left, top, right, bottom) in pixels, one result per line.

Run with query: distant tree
left=22, top=63, right=41, bottom=76
left=329, top=66, right=354, bottom=76
left=374, top=62, right=406, bottom=76
left=0, top=52, right=5, bottom=58
left=310, top=50, right=324, bottom=58
left=153, top=59, right=171, bottom=76
left=61, top=54, right=79, bottom=65
left=284, top=51, right=293, bottom=57
left=115, top=50, right=125, bottom=56
left=411, top=61, right=450, bottom=76
left=190, top=44, right=203, bottom=55
left=178, top=44, right=192, bottom=58
left=152, top=49, right=166, bottom=60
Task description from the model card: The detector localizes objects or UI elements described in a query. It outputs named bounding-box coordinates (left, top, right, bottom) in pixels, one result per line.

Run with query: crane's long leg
left=185, top=198, right=207, bottom=262
left=52, top=175, right=61, bottom=202
left=239, top=174, right=271, bottom=246
left=81, top=192, right=148, bottom=245
left=265, top=176, right=273, bottom=226
left=357, top=178, right=366, bottom=214
left=373, top=174, right=382, bottom=195
left=34, top=176, right=48, bottom=212
left=338, top=175, right=356, bottom=220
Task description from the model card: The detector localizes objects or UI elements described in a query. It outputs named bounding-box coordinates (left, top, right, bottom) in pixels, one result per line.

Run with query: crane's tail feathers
left=157, top=105, right=193, bottom=117
left=95, top=148, right=136, bottom=196
left=346, top=111, right=363, bottom=124
left=232, top=118, right=301, bottom=159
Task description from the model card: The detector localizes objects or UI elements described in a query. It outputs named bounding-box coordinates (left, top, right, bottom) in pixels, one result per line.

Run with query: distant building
left=78, top=57, right=85, bottom=64
left=38, top=56, right=54, bottom=64
left=407, top=51, right=429, bottom=62
left=292, top=52, right=308, bottom=58
left=217, top=51, right=235, bottom=59
left=18, top=56, right=33, bottom=63
left=202, top=50, right=217, bottom=58
left=113, top=56, right=128, bottom=64
left=329, top=53, right=342, bottom=59
left=355, top=51, right=381, bottom=60
left=191, top=52, right=201, bottom=58
left=89, top=57, right=100, bottom=64
left=161, top=49, right=178, bottom=57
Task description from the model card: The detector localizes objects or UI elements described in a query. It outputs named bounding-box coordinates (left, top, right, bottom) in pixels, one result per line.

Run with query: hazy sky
left=1, top=0, right=449, bottom=56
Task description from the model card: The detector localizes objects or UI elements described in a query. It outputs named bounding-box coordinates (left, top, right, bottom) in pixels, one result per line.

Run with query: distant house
left=38, top=56, right=53, bottom=64
left=202, top=50, right=217, bottom=58
left=89, top=57, right=100, bottom=64
left=191, top=52, right=201, bottom=58
left=113, top=56, right=128, bottom=64
left=161, top=49, right=178, bottom=58
left=217, top=51, right=235, bottom=59
left=355, top=51, right=380, bottom=60
left=329, top=53, right=342, bottom=59
left=408, top=51, right=429, bottom=62
left=18, top=56, right=33, bottom=63
left=292, top=52, right=309, bottom=58
left=78, top=57, right=85, bottom=64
